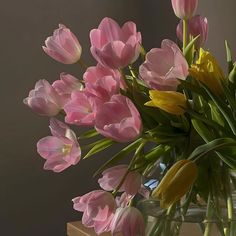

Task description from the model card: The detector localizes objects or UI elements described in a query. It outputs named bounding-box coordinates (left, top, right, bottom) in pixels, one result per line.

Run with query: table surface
left=67, top=221, right=111, bottom=236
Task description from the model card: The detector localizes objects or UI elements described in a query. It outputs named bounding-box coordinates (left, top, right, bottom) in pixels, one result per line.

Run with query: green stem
left=183, top=19, right=188, bottom=51
left=78, top=58, right=88, bottom=69
left=204, top=192, right=213, bottom=236
left=112, top=140, right=146, bottom=196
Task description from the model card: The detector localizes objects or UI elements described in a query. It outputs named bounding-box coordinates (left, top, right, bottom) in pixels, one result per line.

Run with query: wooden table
left=67, top=221, right=111, bottom=236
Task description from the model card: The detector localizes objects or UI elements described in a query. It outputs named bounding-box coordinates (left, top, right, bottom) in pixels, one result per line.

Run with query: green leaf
left=144, top=145, right=171, bottom=162
left=79, top=129, right=99, bottom=139
left=201, top=83, right=236, bottom=135
left=184, top=35, right=200, bottom=65
left=83, top=138, right=114, bottom=159
left=93, top=139, right=142, bottom=177
left=188, top=137, right=236, bottom=161
left=225, top=40, right=234, bottom=73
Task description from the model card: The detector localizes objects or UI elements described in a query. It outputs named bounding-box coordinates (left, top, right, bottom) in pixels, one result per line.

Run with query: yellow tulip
left=152, top=160, right=198, bottom=208
left=189, top=48, right=225, bottom=94
left=145, top=90, right=187, bottom=115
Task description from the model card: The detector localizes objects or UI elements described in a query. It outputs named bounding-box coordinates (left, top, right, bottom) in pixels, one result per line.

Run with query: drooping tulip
left=145, top=90, right=187, bottom=115
left=23, top=79, right=62, bottom=116
left=171, top=0, right=198, bottom=20
left=43, top=24, right=82, bottom=64
left=152, top=160, right=198, bottom=208
left=139, top=39, right=188, bottom=91
left=72, top=190, right=116, bottom=235
left=37, top=118, right=81, bottom=172
left=90, top=17, right=141, bottom=69
left=98, top=165, right=142, bottom=195
left=95, top=94, right=142, bottom=142
left=111, top=207, right=145, bottom=236
left=176, top=15, right=208, bottom=48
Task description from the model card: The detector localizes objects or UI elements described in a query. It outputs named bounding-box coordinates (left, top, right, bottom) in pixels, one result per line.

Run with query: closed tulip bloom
left=23, top=79, right=62, bottom=116
left=111, top=207, right=145, bottom=236
left=98, top=165, right=142, bottom=195
left=64, top=91, right=101, bottom=126
left=90, top=17, right=141, bottom=69
left=152, top=160, right=198, bottom=208
left=43, top=24, right=82, bottom=64
left=145, top=90, right=187, bottom=115
left=73, top=190, right=116, bottom=235
left=139, top=39, right=188, bottom=91
left=37, top=118, right=81, bottom=172
left=189, top=48, right=225, bottom=94
left=177, top=15, right=208, bottom=48
left=52, top=73, right=83, bottom=105
left=95, top=94, right=142, bottom=142
left=171, top=0, right=198, bottom=20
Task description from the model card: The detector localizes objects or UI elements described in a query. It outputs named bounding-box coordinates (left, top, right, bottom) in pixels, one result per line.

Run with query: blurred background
left=1, top=0, right=235, bottom=235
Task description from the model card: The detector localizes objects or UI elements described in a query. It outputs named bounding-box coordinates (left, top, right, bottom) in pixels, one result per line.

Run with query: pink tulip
left=95, top=94, right=142, bottom=142
left=90, top=17, right=141, bottom=69
left=171, top=0, right=198, bottom=19
left=84, top=64, right=126, bottom=90
left=139, top=39, right=189, bottom=91
left=64, top=91, right=100, bottom=126
left=23, top=79, right=62, bottom=116
left=43, top=24, right=82, bottom=64
left=52, top=73, right=83, bottom=105
left=115, top=193, right=133, bottom=208
left=98, top=165, right=142, bottom=195
left=73, top=190, right=116, bottom=235
left=176, top=15, right=208, bottom=48
left=111, top=207, right=145, bottom=236
left=37, top=118, right=81, bottom=172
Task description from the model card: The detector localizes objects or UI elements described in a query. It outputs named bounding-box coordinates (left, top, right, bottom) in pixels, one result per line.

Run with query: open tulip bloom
left=25, top=2, right=236, bottom=235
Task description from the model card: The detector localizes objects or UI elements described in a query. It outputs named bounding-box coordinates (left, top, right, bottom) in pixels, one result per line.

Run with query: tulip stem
left=112, top=140, right=146, bottom=196
left=78, top=58, right=88, bottom=69
left=183, top=19, right=188, bottom=51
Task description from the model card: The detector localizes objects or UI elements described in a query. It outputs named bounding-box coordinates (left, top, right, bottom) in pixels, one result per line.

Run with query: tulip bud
left=145, top=90, right=187, bottom=115
left=171, top=0, right=198, bottom=20
left=152, top=160, right=198, bottom=208
left=189, top=48, right=225, bottom=94
left=176, top=15, right=208, bottom=48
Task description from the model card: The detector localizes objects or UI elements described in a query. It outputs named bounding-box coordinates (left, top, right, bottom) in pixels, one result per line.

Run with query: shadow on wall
left=1, top=1, right=177, bottom=236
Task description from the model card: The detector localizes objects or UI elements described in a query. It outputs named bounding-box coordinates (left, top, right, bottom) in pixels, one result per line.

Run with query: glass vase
left=137, top=195, right=236, bottom=236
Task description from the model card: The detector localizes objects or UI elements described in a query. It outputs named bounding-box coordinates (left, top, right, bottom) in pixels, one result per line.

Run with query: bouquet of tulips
left=24, top=0, right=236, bottom=235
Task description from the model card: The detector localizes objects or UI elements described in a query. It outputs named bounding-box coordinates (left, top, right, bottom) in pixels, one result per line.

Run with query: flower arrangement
left=24, top=0, right=236, bottom=235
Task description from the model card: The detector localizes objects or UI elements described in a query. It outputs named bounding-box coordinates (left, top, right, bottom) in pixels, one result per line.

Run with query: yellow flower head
left=145, top=90, right=187, bottom=115
left=152, top=160, right=198, bottom=208
left=189, top=48, right=225, bottom=94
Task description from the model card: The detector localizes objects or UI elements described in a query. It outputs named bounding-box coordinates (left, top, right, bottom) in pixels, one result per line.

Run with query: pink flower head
left=177, top=15, right=208, bottom=49
left=95, top=94, right=142, bottom=142
left=37, top=118, right=81, bottom=172
left=111, top=207, right=145, bottom=236
left=115, top=193, right=133, bottom=208
left=43, top=24, right=82, bottom=64
left=52, top=73, right=83, bottom=105
left=23, top=79, right=62, bottom=116
left=90, top=17, right=141, bottom=69
left=84, top=64, right=126, bottom=90
left=64, top=91, right=100, bottom=126
left=98, top=165, right=142, bottom=195
left=171, top=0, right=198, bottom=20
left=139, top=39, right=189, bottom=91
left=73, top=190, right=116, bottom=235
